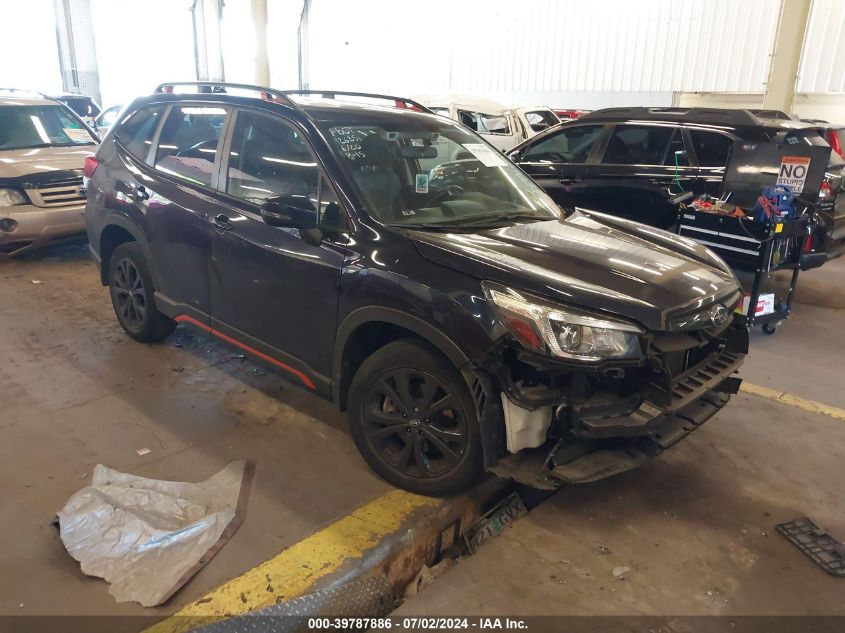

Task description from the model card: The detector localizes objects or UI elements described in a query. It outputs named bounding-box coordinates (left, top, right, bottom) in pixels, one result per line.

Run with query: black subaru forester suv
left=84, top=83, right=748, bottom=495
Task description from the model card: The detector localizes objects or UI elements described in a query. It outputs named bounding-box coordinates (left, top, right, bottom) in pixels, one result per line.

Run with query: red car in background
left=553, top=109, right=590, bottom=120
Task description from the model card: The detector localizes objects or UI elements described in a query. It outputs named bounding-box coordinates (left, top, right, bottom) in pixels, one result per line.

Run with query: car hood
left=410, top=209, right=741, bottom=331
left=0, top=146, right=92, bottom=181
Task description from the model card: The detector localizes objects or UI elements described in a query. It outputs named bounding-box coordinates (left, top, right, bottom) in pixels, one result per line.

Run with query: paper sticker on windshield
left=415, top=173, right=429, bottom=194
left=463, top=143, right=507, bottom=168
left=63, top=127, right=90, bottom=142
left=776, top=155, right=811, bottom=193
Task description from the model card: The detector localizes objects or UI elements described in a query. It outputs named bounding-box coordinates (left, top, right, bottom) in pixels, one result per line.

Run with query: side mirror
left=506, top=149, right=522, bottom=162
left=260, top=194, right=317, bottom=230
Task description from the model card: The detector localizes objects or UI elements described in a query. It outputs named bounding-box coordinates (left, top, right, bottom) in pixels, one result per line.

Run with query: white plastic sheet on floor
left=57, top=460, right=254, bottom=607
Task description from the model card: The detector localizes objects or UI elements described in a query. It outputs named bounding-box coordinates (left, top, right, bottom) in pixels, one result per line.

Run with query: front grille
left=647, top=326, right=744, bottom=410
left=25, top=176, right=86, bottom=208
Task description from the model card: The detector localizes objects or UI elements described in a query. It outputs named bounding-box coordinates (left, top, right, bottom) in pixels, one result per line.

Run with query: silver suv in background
left=0, top=89, right=99, bottom=256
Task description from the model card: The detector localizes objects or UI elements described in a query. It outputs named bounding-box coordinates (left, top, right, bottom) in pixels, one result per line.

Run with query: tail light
left=827, top=130, right=843, bottom=159
left=83, top=155, right=99, bottom=179
left=819, top=179, right=832, bottom=201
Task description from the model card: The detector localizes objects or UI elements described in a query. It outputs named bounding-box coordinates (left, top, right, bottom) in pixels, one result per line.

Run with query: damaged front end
left=472, top=291, right=749, bottom=490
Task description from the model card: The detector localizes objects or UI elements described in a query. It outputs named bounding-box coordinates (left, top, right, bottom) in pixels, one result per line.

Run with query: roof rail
left=281, top=90, right=433, bottom=114
left=579, top=106, right=762, bottom=126
left=153, top=83, right=434, bottom=116
left=153, top=81, right=297, bottom=107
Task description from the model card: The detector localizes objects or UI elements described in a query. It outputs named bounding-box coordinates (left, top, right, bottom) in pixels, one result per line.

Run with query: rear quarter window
left=115, top=105, right=166, bottom=161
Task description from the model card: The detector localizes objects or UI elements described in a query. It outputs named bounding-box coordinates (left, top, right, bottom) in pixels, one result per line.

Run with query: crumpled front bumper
left=489, top=389, right=733, bottom=490
left=0, top=203, right=87, bottom=256
left=483, top=319, right=748, bottom=489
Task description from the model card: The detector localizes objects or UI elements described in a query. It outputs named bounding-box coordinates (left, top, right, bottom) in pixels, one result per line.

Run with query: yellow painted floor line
left=145, top=489, right=438, bottom=633
left=741, top=382, right=845, bottom=422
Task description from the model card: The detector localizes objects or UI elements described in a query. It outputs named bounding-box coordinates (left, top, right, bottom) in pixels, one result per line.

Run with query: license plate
left=464, top=492, right=527, bottom=554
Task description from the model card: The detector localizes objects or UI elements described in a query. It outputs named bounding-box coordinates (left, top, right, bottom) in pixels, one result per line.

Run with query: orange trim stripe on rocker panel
left=174, top=315, right=316, bottom=390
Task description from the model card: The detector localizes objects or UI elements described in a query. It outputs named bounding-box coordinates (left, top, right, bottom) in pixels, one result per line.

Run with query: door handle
left=210, top=214, right=232, bottom=231
left=558, top=178, right=582, bottom=185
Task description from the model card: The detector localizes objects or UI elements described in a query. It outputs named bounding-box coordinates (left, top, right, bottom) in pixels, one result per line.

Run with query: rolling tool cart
left=675, top=142, right=831, bottom=335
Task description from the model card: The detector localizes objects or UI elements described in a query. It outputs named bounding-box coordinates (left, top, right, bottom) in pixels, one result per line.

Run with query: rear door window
left=522, top=124, right=604, bottom=163
left=154, top=105, right=228, bottom=186
left=458, top=110, right=511, bottom=135
left=690, top=130, right=733, bottom=168
left=116, top=105, right=165, bottom=161
left=602, top=125, right=674, bottom=165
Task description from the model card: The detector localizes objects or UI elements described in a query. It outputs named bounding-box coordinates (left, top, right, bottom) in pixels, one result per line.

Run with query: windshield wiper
left=450, top=212, right=552, bottom=227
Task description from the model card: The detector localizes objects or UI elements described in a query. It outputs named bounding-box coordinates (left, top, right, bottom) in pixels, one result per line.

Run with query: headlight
left=0, top=188, right=28, bottom=207
left=483, top=282, right=643, bottom=362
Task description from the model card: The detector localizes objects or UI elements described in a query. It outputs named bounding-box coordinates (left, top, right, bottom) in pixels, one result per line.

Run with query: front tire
left=108, top=242, right=176, bottom=342
left=347, top=339, right=483, bottom=496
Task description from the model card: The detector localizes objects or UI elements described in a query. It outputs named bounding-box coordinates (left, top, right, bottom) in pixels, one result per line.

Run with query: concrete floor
left=0, top=244, right=391, bottom=616
left=1, top=244, right=844, bottom=619
left=397, top=260, right=845, bottom=617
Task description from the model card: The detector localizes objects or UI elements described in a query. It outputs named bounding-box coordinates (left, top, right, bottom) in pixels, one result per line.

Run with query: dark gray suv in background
left=84, top=83, right=748, bottom=495
left=508, top=107, right=845, bottom=269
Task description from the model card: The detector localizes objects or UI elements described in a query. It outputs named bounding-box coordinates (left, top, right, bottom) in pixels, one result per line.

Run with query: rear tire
left=347, top=338, right=483, bottom=496
left=108, top=242, right=176, bottom=342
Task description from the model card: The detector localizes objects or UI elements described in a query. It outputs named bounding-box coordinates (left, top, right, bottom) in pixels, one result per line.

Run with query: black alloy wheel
left=108, top=241, right=176, bottom=343
left=347, top=338, right=483, bottom=496
left=363, top=368, right=468, bottom=479
left=112, top=257, right=147, bottom=331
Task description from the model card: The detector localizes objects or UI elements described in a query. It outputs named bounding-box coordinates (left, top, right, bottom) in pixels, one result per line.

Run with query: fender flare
left=332, top=306, right=471, bottom=405
left=97, top=216, right=156, bottom=286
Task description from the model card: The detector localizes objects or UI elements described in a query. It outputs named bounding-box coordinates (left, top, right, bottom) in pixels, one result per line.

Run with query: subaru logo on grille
left=709, top=303, right=729, bottom=327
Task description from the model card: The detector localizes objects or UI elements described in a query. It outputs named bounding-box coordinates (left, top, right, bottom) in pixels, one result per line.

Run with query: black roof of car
left=577, top=106, right=821, bottom=132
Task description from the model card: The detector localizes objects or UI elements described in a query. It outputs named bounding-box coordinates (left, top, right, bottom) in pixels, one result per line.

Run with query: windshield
left=0, top=105, right=97, bottom=150
left=322, top=117, right=561, bottom=228
left=524, top=110, right=560, bottom=132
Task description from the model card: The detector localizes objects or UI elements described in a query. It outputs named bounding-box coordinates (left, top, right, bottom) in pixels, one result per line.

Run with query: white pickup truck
left=414, top=95, right=560, bottom=152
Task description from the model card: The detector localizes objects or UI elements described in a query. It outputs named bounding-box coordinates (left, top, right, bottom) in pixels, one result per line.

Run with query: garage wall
left=797, top=0, right=845, bottom=94
left=302, top=0, right=783, bottom=107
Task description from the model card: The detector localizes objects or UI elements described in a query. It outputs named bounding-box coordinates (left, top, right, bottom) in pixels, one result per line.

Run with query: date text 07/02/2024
left=307, top=617, right=529, bottom=630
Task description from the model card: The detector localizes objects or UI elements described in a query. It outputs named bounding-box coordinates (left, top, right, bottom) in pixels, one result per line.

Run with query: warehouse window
left=115, top=105, right=165, bottom=161
left=522, top=125, right=603, bottom=163
left=154, top=106, right=228, bottom=186
left=602, top=125, right=674, bottom=165
left=690, top=131, right=733, bottom=168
